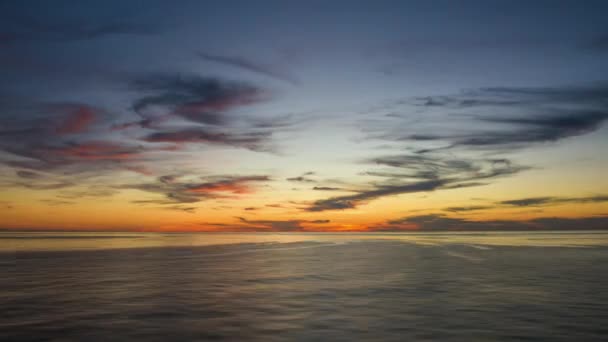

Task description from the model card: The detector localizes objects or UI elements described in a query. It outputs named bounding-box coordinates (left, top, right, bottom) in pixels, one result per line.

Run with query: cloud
left=313, top=186, right=344, bottom=191
left=1, top=20, right=159, bottom=44
left=0, top=100, right=141, bottom=175
left=56, top=186, right=118, bottom=199
left=198, top=52, right=299, bottom=85
left=368, top=83, right=608, bottom=152
left=219, top=217, right=331, bottom=232
left=320, top=83, right=608, bottom=213
left=143, top=128, right=271, bottom=152
left=54, top=105, right=96, bottom=134
left=16, top=170, right=41, bottom=179
left=287, top=176, right=315, bottom=183
left=308, top=179, right=445, bottom=212
left=51, top=141, right=142, bottom=161
left=13, top=181, right=74, bottom=190
left=307, top=155, right=527, bottom=212
left=444, top=205, right=492, bottom=212
left=440, top=195, right=608, bottom=212
left=286, top=171, right=318, bottom=183
left=369, top=214, right=608, bottom=231
left=0, top=72, right=280, bottom=184
left=119, top=73, right=282, bottom=152
left=164, top=205, right=197, bottom=213
left=499, top=195, right=608, bottom=207
left=126, top=174, right=271, bottom=204
left=40, top=199, right=75, bottom=206
left=130, top=73, right=265, bottom=125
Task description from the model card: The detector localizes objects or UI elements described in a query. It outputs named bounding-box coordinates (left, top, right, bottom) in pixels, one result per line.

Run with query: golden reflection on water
left=2, top=231, right=608, bottom=252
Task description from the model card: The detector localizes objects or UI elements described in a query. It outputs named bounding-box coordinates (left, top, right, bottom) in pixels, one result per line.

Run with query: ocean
left=2, top=231, right=608, bottom=341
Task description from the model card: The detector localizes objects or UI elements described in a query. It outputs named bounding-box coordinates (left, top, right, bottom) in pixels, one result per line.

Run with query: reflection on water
left=2, top=232, right=608, bottom=341
left=2, top=231, right=608, bottom=252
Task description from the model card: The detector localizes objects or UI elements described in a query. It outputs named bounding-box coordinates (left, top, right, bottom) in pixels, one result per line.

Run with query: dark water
left=2, top=233, right=608, bottom=341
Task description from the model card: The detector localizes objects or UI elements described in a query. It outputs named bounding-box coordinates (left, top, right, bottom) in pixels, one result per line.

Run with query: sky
left=1, top=0, right=607, bottom=232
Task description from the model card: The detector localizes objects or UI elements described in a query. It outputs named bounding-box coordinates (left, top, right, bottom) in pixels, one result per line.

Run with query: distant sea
left=2, top=231, right=608, bottom=341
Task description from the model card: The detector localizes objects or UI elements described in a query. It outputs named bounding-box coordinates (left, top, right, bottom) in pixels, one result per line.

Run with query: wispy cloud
left=130, top=73, right=265, bottom=125
left=307, top=155, right=527, bottom=212
left=216, top=217, right=332, bottom=232
left=1, top=20, right=160, bottom=44
left=444, top=205, right=493, bottom=212
left=126, top=175, right=271, bottom=204
left=367, top=83, right=608, bottom=153
left=143, top=129, right=272, bottom=152
left=313, top=186, right=344, bottom=191
left=198, top=52, right=299, bottom=85
left=442, top=195, right=608, bottom=212
left=499, top=195, right=608, bottom=207
left=369, top=214, right=608, bottom=231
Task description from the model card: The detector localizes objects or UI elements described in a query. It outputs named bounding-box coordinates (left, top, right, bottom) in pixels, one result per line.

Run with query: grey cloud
left=228, top=217, right=331, bottom=231
left=198, top=52, right=299, bottom=85
left=371, top=83, right=608, bottom=152
left=307, top=155, right=527, bottom=212
left=313, top=186, right=344, bottom=191
left=500, top=195, right=608, bottom=207
left=441, top=195, right=608, bottom=212
left=444, top=205, right=492, bottom=212
left=1, top=17, right=160, bottom=44
left=130, top=73, right=263, bottom=125
left=370, top=214, right=608, bottom=231
left=125, top=174, right=271, bottom=204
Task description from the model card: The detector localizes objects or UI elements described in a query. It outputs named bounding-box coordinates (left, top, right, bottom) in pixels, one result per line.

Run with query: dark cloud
left=198, top=52, right=299, bottom=85
left=440, top=195, right=608, bottom=212
left=13, top=181, right=74, bottom=190
left=16, top=170, right=41, bottom=179
left=0, top=100, right=142, bottom=176
left=120, top=73, right=282, bottom=152
left=500, top=197, right=556, bottom=207
left=125, top=175, right=271, bottom=204
left=287, top=171, right=317, bottom=183
left=444, top=205, right=492, bottom=212
left=313, top=186, right=344, bottom=191
left=130, top=73, right=264, bottom=125
left=0, top=73, right=279, bottom=185
left=1, top=20, right=159, bottom=44
left=500, top=195, right=608, bottom=207
left=307, top=155, right=527, bottom=212
left=40, top=199, right=75, bottom=206
left=307, top=179, right=445, bottom=212
left=370, top=83, right=608, bottom=152
left=164, top=205, right=197, bottom=213
left=328, top=83, right=608, bottom=213
left=143, top=128, right=272, bottom=152
left=370, top=214, right=608, bottom=231
left=287, top=176, right=315, bottom=183
left=57, top=186, right=119, bottom=199
left=227, top=217, right=331, bottom=231
left=54, top=105, right=97, bottom=134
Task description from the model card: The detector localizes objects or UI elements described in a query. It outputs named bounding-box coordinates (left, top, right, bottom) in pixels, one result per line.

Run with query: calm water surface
left=2, top=232, right=608, bottom=341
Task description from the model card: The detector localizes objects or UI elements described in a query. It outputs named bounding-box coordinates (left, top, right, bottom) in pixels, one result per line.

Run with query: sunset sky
left=1, top=0, right=607, bottom=231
